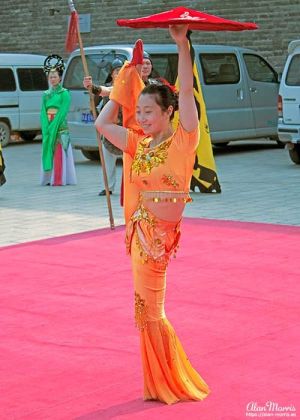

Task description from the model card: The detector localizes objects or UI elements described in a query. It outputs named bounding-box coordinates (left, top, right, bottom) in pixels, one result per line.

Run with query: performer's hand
left=83, top=76, right=93, bottom=89
left=169, top=24, right=189, bottom=44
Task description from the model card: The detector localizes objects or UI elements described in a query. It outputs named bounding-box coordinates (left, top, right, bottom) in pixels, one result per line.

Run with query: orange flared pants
left=126, top=203, right=210, bottom=405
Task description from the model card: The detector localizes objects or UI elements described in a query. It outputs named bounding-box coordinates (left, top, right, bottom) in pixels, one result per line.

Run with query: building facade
left=1, top=0, right=299, bottom=71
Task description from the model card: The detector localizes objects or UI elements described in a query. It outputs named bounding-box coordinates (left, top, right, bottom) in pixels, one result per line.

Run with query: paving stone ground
left=1, top=138, right=299, bottom=247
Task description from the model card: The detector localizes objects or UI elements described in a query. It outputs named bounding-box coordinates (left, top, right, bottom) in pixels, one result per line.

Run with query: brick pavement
left=0, top=139, right=299, bottom=247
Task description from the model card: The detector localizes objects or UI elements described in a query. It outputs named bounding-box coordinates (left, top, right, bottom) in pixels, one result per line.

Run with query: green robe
left=41, top=84, right=71, bottom=171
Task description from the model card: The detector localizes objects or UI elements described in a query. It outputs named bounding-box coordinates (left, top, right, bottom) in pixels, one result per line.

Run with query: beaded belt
left=140, top=191, right=192, bottom=222
left=141, top=190, right=192, bottom=203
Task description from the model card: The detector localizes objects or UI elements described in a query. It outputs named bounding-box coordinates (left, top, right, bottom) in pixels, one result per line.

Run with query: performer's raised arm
left=169, top=25, right=198, bottom=132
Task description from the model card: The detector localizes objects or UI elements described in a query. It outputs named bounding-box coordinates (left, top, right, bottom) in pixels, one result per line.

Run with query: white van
left=63, top=44, right=279, bottom=160
left=0, top=53, right=48, bottom=147
left=277, top=40, right=300, bottom=164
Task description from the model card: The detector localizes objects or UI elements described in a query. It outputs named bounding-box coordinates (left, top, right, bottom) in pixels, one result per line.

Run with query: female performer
left=95, top=25, right=210, bottom=405
left=40, top=55, right=76, bottom=186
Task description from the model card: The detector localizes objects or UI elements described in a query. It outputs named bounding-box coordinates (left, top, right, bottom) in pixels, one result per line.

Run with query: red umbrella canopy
left=117, top=6, right=258, bottom=31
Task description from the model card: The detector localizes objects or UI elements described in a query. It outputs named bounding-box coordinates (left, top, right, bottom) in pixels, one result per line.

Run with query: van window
left=150, top=54, right=178, bottom=84
left=286, top=54, right=300, bottom=86
left=0, top=68, right=16, bottom=91
left=63, top=53, right=127, bottom=89
left=17, top=68, right=48, bottom=91
left=243, top=54, right=277, bottom=83
left=200, top=54, right=240, bottom=85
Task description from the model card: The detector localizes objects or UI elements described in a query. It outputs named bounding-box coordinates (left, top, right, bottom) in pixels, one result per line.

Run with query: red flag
left=65, top=10, right=79, bottom=52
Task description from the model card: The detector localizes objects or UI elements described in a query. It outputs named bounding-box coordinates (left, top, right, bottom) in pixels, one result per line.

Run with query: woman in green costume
left=40, top=55, right=76, bottom=186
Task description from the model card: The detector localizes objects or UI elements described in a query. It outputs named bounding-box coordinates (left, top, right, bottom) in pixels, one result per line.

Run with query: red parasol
left=117, top=6, right=258, bottom=31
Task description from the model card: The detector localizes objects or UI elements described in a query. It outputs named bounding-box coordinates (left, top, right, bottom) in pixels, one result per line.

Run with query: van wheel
left=0, top=121, right=10, bottom=147
left=22, top=131, right=37, bottom=141
left=81, top=149, right=100, bottom=161
left=289, top=145, right=300, bottom=164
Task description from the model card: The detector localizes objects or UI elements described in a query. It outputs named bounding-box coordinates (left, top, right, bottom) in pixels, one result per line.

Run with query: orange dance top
left=123, top=123, right=199, bottom=224
left=109, top=60, right=199, bottom=223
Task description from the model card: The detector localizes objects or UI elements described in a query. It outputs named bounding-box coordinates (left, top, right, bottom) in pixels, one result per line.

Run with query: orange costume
left=110, top=62, right=210, bottom=405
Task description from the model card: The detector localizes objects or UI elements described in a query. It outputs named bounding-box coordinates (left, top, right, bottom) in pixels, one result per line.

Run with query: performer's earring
left=167, top=106, right=173, bottom=117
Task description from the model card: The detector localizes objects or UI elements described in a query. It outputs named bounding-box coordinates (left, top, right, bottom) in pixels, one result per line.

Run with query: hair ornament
left=157, top=77, right=178, bottom=93
left=43, top=54, right=65, bottom=75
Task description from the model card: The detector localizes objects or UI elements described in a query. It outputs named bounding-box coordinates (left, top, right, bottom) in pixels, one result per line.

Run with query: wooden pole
left=68, top=1, right=115, bottom=229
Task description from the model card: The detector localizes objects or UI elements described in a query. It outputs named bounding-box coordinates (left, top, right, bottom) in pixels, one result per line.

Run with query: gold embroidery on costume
left=162, top=174, right=179, bottom=189
left=130, top=202, right=155, bottom=264
left=135, top=234, right=149, bottom=264
left=135, top=292, right=148, bottom=330
left=131, top=202, right=155, bottom=226
left=132, top=138, right=172, bottom=175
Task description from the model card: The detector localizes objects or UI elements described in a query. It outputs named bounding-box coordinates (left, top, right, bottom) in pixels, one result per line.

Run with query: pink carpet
left=1, top=218, right=299, bottom=420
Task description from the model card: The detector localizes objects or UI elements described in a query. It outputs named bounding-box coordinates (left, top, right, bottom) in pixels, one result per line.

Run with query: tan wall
left=1, top=0, right=299, bottom=71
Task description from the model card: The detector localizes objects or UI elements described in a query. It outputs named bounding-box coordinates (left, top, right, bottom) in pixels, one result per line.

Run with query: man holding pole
left=83, top=59, right=124, bottom=196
